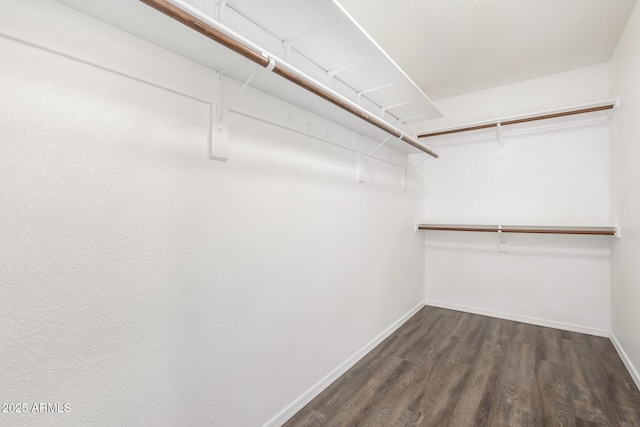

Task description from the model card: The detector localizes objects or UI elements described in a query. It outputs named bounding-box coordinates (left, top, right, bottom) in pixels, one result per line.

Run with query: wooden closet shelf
left=417, top=99, right=617, bottom=139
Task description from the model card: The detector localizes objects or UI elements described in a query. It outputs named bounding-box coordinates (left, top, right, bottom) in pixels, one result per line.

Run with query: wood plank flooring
left=283, top=306, right=640, bottom=426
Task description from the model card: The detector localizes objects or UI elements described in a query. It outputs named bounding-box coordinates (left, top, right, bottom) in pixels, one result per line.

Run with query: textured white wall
left=610, top=0, right=640, bottom=387
left=0, top=3, right=425, bottom=426
left=422, top=65, right=612, bottom=335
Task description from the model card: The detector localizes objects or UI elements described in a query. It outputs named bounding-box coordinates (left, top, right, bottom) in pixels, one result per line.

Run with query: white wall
left=0, top=2, right=425, bottom=426
left=609, top=0, right=640, bottom=388
left=422, top=63, right=611, bottom=129
left=421, top=64, right=612, bottom=335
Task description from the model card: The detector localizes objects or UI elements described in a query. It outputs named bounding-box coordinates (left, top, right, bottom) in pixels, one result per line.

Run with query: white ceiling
left=337, top=0, right=637, bottom=100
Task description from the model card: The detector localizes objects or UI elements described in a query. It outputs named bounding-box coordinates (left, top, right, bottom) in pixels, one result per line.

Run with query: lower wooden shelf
left=416, top=224, right=619, bottom=237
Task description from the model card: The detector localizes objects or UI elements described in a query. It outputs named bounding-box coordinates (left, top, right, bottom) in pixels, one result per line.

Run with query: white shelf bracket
left=218, top=66, right=259, bottom=122
left=216, top=59, right=246, bottom=76
left=210, top=73, right=229, bottom=161
left=399, top=111, right=434, bottom=125
left=363, top=135, right=392, bottom=160
left=356, top=152, right=366, bottom=184
left=282, top=20, right=339, bottom=61
left=611, top=225, right=622, bottom=252
left=358, top=135, right=398, bottom=186
left=498, top=225, right=509, bottom=253
left=403, top=151, right=433, bottom=189
left=415, top=224, right=427, bottom=245
left=214, top=0, right=229, bottom=22
left=406, top=153, right=430, bottom=174
left=210, top=67, right=257, bottom=162
left=357, top=82, right=397, bottom=106
left=210, top=66, right=262, bottom=162
left=209, top=102, right=229, bottom=162
left=380, top=100, right=416, bottom=119
left=497, top=121, right=507, bottom=159
left=326, top=56, right=375, bottom=86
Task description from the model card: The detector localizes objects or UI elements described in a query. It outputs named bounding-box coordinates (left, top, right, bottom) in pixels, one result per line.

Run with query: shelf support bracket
left=214, top=0, right=229, bottom=22
left=406, top=153, right=430, bottom=174
left=497, top=121, right=507, bottom=159
left=356, top=152, right=366, bottom=184
left=210, top=71, right=228, bottom=161
left=219, top=66, right=259, bottom=122
left=404, top=147, right=431, bottom=190
left=498, top=225, right=509, bottom=253
left=209, top=101, right=229, bottom=162
left=210, top=67, right=260, bottom=161
left=282, top=20, right=339, bottom=61
left=363, top=135, right=392, bottom=160
left=398, top=111, right=433, bottom=125
left=357, top=82, right=396, bottom=106
left=380, top=100, right=416, bottom=119
left=358, top=135, right=394, bottom=185
left=216, top=59, right=245, bottom=76
left=326, top=56, right=375, bottom=86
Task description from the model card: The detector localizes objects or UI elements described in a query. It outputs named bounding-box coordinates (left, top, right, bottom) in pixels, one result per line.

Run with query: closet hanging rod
left=138, top=0, right=439, bottom=158
left=416, top=224, right=617, bottom=236
left=418, top=99, right=617, bottom=139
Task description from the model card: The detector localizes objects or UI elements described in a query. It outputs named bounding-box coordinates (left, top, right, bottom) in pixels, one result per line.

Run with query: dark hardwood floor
left=284, top=306, right=640, bottom=426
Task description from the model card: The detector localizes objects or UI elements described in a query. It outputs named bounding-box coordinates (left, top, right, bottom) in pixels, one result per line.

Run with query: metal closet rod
left=138, top=0, right=439, bottom=159
left=418, top=102, right=616, bottom=138
left=416, top=224, right=617, bottom=236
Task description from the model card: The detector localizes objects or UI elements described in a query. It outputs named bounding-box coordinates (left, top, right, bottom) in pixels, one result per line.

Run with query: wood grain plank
left=536, top=359, right=577, bottom=426
left=314, top=356, right=406, bottom=426
left=413, top=362, right=472, bottom=426
left=284, top=307, right=640, bottom=426
left=448, top=347, right=502, bottom=426
left=562, top=337, right=612, bottom=426
left=282, top=409, right=326, bottom=427
left=486, top=342, right=536, bottom=426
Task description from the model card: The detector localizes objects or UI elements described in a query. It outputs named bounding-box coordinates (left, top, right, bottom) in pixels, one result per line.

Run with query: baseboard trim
left=262, top=300, right=426, bottom=427
left=610, top=332, right=640, bottom=392
left=425, top=299, right=609, bottom=337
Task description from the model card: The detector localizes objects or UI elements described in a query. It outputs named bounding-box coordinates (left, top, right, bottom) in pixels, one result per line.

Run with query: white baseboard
left=610, top=332, right=640, bottom=392
left=262, top=300, right=426, bottom=427
left=425, top=299, right=609, bottom=337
